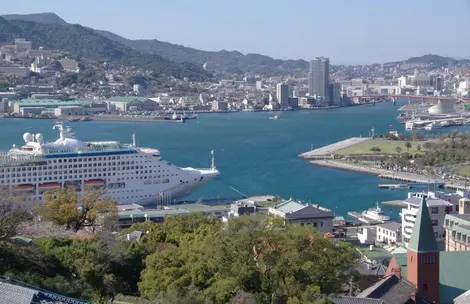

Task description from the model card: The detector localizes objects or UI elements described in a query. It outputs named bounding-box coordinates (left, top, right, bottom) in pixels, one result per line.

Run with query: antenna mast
left=211, top=150, right=215, bottom=170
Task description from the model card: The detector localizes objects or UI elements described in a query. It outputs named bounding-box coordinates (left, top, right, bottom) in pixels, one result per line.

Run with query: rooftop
left=404, top=196, right=452, bottom=207
left=0, top=276, right=88, bottom=304
left=356, top=275, right=430, bottom=304
left=377, top=222, right=401, bottom=232
left=105, top=96, right=152, bottom=103
left=17, top=98, right=91, bottom=107
left=270, top=199, right=334, bottom=219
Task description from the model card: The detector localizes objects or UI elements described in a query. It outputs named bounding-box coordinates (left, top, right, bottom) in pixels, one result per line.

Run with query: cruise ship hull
left=2, top=122, right=220, bottom=206
left=133, top=169, right=219, bottom=206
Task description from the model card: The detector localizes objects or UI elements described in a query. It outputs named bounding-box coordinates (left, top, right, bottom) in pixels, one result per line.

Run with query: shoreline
left=309, top=159, right=465, bottom=190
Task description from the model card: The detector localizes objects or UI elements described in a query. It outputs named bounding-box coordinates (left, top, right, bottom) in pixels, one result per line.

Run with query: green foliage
left=369, top=146, right=381, bottom=153
left=415, top=132, right=470, bottom=167
left=139, top=215, right=358, bottom=303
left=2, top=212, right=357, bottom=303
left=38, top=188, right=117, bottom=232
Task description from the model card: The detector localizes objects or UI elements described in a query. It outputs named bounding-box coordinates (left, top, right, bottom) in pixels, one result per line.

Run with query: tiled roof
left=357, top=275, right=428, bottom=304
left=407, top=197, right=439, bottom=253
left=0, top=282, right=35, bottom=304
left=329, top=296, right=384, bottom=304
left=0, top=277, right=88, bottom=304
left=275, top=200, right=306, bottom=213
left=356, top=261, right=387, bottom=277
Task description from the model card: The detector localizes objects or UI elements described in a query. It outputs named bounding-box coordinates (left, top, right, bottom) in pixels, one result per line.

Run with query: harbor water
left=2, top=101, right=469, bottom=219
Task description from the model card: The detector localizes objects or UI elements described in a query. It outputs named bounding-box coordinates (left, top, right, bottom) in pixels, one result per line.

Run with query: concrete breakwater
left=310, top=160, right=466, bottom=190
left=63, top=115, right=184, bottom=123
left=299, top=137, right=369, bottom=159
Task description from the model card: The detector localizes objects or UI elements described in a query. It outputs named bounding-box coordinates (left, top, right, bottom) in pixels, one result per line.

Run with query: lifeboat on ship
left=14, top=184, right=35, bottom=191
left=39, top=182, right=61, bottom=190
left=84, top=180, right=105, bottom=187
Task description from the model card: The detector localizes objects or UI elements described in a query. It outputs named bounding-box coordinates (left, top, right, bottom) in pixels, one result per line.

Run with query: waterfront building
left=13, top=98, right=90, bottom=114
left=308, top=57, right=330, bottom=102
left=13, top=99, right=106, bottom=115
left=288, top=97, right=299, bottom=109
left=276, top=83, right=290, bottom=109
left=211, top=101, right=228, bottom=112
left=401, top=191, right=464, bottom=249
left=54, top=106, right=87, bottom=117
left=328, top=83, right=341, bottom=106
left=268, top=199, right=333, bottom=232
left=105, top=96, right=159, bottom=112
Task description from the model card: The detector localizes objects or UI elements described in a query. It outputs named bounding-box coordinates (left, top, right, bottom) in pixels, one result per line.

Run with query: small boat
left=84, top=179, right=105, bottom=186
left=14, top=184, right=35, bottom=191
left=390, top=183, right=411, bottom=190
left=351, top=202, right=390, bottom=224
left=269, top=115, right=280, bottom=120
left=68, top=117, right=80, bottom=122
left=39, top=182, right=61, bottom=189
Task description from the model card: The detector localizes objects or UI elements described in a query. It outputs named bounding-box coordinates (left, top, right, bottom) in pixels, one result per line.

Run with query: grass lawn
left=456, top=165, right=470, bottom=177
left=336, top=159, right=378, bottom=168
left=335, top=139, right=425, bottom=155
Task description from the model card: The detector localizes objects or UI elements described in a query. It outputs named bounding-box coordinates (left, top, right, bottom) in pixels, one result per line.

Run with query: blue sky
left=3, top=0, right=470, bottom=64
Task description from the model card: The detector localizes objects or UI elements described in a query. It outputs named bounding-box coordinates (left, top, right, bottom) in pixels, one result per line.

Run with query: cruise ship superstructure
left=0, top=122, right=219, bottom=205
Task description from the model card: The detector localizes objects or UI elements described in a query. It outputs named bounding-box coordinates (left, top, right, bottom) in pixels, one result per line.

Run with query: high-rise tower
left=308, top=57, right=330, bottom=102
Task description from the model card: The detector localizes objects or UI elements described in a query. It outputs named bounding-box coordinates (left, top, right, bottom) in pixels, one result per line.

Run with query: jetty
left=377, top=183, right=411, bottom=190
left=299, top=137, right=369, bottom=159
left=381, top=200, right=408, bottom=208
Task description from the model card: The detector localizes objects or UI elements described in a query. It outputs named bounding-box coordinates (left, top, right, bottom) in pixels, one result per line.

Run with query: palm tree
left=405, top=142, right=412, bottom=153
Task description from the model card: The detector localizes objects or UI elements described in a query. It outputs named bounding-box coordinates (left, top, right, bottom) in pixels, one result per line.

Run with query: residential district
left=3, top=38, right=470, bottom=304
left=1, top=38, right=470, bottom=119
left=5, top=188, right=470, bottom=303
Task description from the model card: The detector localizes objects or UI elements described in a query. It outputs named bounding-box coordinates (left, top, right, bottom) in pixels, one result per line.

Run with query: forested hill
left=0, top=17, right=213, bottom=80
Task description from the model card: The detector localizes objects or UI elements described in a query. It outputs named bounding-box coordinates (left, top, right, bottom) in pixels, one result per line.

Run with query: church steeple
left=407, top=196, right=440, bottom=304
left=408, top=196, right=439, bottom=253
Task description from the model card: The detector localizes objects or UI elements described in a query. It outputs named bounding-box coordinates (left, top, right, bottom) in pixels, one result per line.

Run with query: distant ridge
left=2, top=12, right=67, bottom=25
left=1, top=13, right=468, bottom=75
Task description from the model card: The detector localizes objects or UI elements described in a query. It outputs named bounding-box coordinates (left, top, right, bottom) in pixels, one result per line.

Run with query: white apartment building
left=401, top=191, right=466, bottom=248
left=376, top=222, right=402, bottom=245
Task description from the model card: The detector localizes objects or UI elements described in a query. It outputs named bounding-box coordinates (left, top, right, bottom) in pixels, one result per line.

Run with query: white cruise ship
left=0, top=122, right=219, bottom=206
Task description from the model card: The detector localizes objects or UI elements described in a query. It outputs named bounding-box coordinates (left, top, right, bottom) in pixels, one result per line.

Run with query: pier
left=377, top=183, right=410, bottom=189
left=381, top=200, right=408, bottom=208
left=299, top=137, right=369, bottom=159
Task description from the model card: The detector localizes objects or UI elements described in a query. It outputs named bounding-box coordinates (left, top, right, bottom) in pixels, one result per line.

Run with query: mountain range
left=0, top=13, right=468, bottom=78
